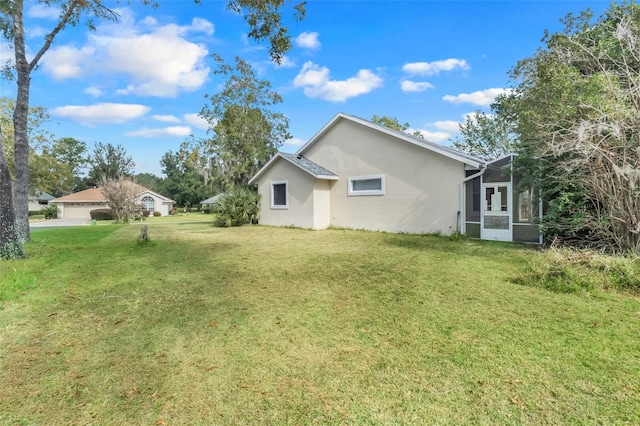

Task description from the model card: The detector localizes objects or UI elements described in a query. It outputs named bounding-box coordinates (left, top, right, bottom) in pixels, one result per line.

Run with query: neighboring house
left=28, top=190, right=54, bottom=211
left=200, top=194, right=224, bottom=207
left=50, top=185, right=175, bottom=219
left=249, top=113, right=541, bottom=243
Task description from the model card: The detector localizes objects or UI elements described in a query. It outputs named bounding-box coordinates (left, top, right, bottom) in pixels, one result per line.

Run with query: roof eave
left=297, top=113, right=485, bottom=168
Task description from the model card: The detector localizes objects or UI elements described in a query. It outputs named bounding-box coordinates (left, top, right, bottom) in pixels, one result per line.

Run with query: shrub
left=40, top=204, right=59, bottom=219
left=213, top=186, right=260, bottom=227
left=202, top=207, right=211, bottom=214
left=169, top=207, right=177, bottom=216
left=515, top=247, right=640, bottom=294
left=141, top=209, right=151, bottom=218
left=153, top=211, right=161, bottom=217
left=90, top=208, right=115, bottom=221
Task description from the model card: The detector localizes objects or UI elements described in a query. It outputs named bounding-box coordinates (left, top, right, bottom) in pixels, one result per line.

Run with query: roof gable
left=296, top=113, right=485, bottom=169
left=51, top=187, right=106, bottom=202
left=249, top=152, right=338, bottom=184
left=137, top=189, right=175, bottom=203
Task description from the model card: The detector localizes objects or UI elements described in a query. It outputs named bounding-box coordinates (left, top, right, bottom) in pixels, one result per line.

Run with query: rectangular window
left=271, top=181, right=288, bottom=209
left=348, top=174, right=385, bottom=196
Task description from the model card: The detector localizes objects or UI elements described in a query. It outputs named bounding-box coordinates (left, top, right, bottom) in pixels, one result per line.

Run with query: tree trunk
left=12, top=0, right=31, bottom=241
left=0, top=127, right=25, bottom=259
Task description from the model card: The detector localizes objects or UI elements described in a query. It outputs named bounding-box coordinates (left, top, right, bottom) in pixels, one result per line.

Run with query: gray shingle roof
left=278, top=152, right=338, bottom=178
left=200, top=194, right=224, bottom=205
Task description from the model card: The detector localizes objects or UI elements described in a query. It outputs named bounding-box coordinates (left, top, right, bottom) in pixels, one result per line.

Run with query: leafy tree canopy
left=508, top=0, right=640, bottom=252
left=371, top=114, right=424, bottom=139
left=87, top=142, right=135, bottom=186
left=200, top=55, right=290, bottom=190
left=159, top=145, right=212, bottom=207
left=451, top=107, right=516, bottom=160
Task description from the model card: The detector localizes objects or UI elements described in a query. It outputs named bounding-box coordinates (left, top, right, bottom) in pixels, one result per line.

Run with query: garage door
left=61, top=203, right=106, bottom=219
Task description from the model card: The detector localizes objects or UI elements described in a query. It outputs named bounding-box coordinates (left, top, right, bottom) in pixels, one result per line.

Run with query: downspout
left=460, top=165, right=487, bottom=236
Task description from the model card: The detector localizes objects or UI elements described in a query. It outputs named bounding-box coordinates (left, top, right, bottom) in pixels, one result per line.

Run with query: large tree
left=0, top=0, right=305, bottom=257
left=508, top=1, right=640, bottom=252
left=200, top=55, right=290, bottom=191
left=87, top=142, right=135, bottom=186
left=1, top=97, right=74, bottom=196
left=135, top=172, right=163, bottom=193
left=451, top=108, right=516, bottom=160
left=371, top=114, right=424, bottom=139
left=0, top=126, right=24, bottom=259
left=1, top=0, right=119, bottom=243
left=51, top=137, right=88, bottom=195
left=159, top=146, right=211, bottom=208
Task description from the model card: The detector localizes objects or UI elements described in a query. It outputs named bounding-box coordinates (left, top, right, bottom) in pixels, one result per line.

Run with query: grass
left=136, top=212, right=213, bottom=223
left=1, top=224, right=639, bottom=424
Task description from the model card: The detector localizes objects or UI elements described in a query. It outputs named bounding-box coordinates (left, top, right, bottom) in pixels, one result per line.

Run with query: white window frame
left=348, top=174, right=385, bottom=196
left=270, top=180, right=288, bottom=209
left=141, top=196, right=155, bottom=213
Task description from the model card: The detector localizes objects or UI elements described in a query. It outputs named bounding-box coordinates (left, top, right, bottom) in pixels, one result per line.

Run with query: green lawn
left=1, top=224, right=638, bottom=424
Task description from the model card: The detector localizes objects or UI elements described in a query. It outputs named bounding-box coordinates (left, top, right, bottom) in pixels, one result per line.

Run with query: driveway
left=30, top=218, right=90, bottom=229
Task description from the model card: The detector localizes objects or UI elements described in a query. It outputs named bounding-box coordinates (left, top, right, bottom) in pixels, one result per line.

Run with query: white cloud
left=51, top=103, right=150, bottom=126
left=183, top=113, right=209, bottom=130
left=293, top=61, right=383, bottom=102
left=400, top=80, right=434, bottom=93
left=41, top=8, right=212, bottom=97
left=0, top=41, right=14, bottom=67
left=284, top=137, right=305, bottom=147
left=27, top=4, right=60, bottom=19
left=100, top=30, right=210, bottom=97
left=125, top=126, right=192, bottom=138
left=443, top=88, right=511, bottom=106
left=41, top=45, right=95, bottom=79
left=431, top=120, right=461, bottom=132
left=275, top=56, right=296, bottom=68
left=402, top=58, right=469, bottom=76
left=189, top=17, right=215, bottom=35
left=152, top=114, right=181, bottom=123
left=410, top=129, right=451, bottom=143
left=83, top=86, right=105, bottom=97
left=140, top=16, right=158, bottom=27
left=295, top=32, right=320, bottom=50
left=27, top=26, right=48, bottom=38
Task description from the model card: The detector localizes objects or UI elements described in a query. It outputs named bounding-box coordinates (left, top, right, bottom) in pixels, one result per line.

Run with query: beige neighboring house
left=249, top=113, right=541, bottom=243
left=50, top=185, right=175, bottom=219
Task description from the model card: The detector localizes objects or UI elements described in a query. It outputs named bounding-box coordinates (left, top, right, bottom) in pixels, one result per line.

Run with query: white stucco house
left=249, top=113, right=541, bottom=243
left=50, top=185, right=174, bottom=219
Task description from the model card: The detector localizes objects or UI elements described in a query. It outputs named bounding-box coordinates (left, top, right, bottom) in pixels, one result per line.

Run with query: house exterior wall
left=302, top=119, right=465, bottom=234
left=56, top=202, right=107, bottom=219
left=138, top=192, right=172, bottom=216
left=257, top=159, right=317, bottom=229
left=29, top=200, right=44, bottom=211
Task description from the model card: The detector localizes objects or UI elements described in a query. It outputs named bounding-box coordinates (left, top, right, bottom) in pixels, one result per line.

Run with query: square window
left=348, top=174, right=385, bottom=196
left=271, top=181, right=288, bottom=209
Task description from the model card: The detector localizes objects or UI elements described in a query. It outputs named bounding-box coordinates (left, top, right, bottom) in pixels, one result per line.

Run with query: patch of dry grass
left=1, top=224, right=639, bottom=424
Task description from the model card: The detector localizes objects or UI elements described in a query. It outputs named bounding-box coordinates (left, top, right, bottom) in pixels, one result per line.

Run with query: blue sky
left=1, top=0, right=610, bottom=176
